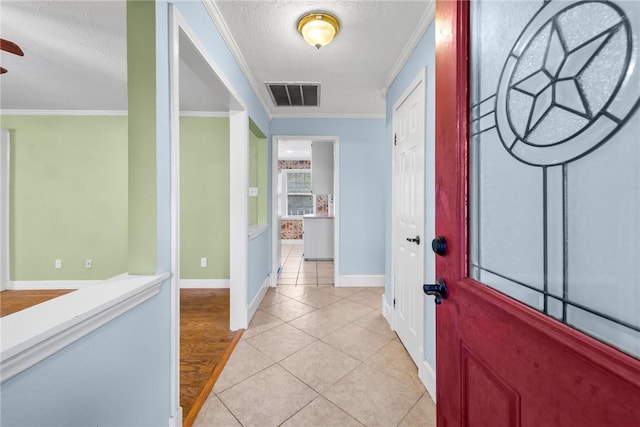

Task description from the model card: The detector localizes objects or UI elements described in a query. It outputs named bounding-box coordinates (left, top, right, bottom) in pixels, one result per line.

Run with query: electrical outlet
left=248, top=187, right=258, bottom=197
left=200, top=257, right=207, bottom=268
left=85, top=259, right=92, bottom=269
left=55, top=259, right=62, bottom=269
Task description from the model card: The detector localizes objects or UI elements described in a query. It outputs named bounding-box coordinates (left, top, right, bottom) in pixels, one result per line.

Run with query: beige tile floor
left=193, top=246, right=436, bottom=427
left=277, top=243, right=335, bottom=286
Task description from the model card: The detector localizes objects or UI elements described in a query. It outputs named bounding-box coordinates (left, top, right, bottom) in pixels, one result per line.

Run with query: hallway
left=193, top=282, right=435, bottom=426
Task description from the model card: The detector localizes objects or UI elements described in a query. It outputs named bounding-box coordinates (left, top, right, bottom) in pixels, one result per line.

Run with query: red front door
left=434, top=1, right=640, bottom=426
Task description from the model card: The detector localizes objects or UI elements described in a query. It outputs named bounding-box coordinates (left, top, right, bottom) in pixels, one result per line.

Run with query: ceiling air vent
left=266, top=82, right=320, bottom=107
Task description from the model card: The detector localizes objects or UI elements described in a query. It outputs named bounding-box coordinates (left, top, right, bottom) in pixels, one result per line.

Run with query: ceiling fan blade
left=0, top=39, right=24, bottom=56
left=0, top=67, right=7, bottom=74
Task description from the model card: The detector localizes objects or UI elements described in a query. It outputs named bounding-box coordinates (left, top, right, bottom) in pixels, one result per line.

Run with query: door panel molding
left=461, top=342, right=521, bottom=427
left=457, top=277, right=640, bottom=425
left=461, top=277, right=640, bottom=386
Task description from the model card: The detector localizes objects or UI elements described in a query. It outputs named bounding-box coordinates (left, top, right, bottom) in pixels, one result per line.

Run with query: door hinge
left=394, top=134, right=397, bottom=146
left=393, top=298, right=396, bottom=308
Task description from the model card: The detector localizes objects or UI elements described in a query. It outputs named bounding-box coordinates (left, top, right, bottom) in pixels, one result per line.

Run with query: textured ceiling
left=0, top=0, right=433, bottom=117
left=0, top=0, right=127, bottom=111
left=214, top=0, right=432, bottom=117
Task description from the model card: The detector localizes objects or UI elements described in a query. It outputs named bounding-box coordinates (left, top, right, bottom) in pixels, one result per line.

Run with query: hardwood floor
left=180, top=288, right=240, bottom=426
left=0, top=290, right=73, bottom=317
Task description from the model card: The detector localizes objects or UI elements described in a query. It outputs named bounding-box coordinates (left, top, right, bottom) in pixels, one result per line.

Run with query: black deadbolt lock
left=431, top=236, right=447, bottom=256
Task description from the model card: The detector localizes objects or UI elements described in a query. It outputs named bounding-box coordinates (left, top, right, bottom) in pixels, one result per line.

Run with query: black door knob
left=423, top=278, right=448, bottom=304
left=431, top=236, right=447, bottom=256
left=406, top=235, right=420, bottom=245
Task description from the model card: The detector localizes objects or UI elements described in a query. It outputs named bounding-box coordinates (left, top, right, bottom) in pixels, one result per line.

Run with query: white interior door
left=393, top=78, right=426, bottom=367
left=1, top=128, right=9, bottom=291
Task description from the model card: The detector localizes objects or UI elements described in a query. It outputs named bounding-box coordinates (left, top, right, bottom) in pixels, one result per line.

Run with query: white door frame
left=169, top=7, right=250, bottom=421
left=270, top=136, right=281, bottom=285
left=390, top=68, right=436, bottom=398
left=271, top=136, right=340, bottom=285
left=1, top=128, right=10, bottom=291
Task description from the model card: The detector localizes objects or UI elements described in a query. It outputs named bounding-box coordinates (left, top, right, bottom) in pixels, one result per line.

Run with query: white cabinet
left=311, top=141, right=333, bottom=195
left=303, top=216, right=334, bottom=260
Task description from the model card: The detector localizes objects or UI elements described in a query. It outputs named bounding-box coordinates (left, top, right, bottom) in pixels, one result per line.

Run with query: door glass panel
left=469, top=0, right=640, bottom=358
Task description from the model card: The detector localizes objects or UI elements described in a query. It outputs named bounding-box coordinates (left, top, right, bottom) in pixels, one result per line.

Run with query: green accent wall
left=0, top=115, right=128, bottom=280
left=127, top=0, right=157, bottom=274
left=180, top=117, right=230, bottom=279
left=249, top=124, right=268, bottom=225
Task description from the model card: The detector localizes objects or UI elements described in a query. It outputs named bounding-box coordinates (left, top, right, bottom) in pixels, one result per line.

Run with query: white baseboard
left=180, top=279, right=230, bottom=289
left=335, top=275, right=385, bottom=287
left=247, top=276, right=270, bottom=322
left=7, top=280, right=103, bottom=290
left=419, top=360, right=437, bottom=404
left=168, top=406, right=183, bottom=427
left=281, top=239, right=302, bottom=245
left=382, top=294, right=393, bottom=325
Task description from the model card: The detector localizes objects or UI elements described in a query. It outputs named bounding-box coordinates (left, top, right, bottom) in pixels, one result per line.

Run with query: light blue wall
left=385, top=22, right=436, bottom=368
left=174, top=0, right=272, bottom=310
left=270, top=118, right=386, bottom=276
left=247, top=126, right=273, bottom=304
left=249, top=230, right=271, bottom=303
left=0, top=283, right=171, bottom=426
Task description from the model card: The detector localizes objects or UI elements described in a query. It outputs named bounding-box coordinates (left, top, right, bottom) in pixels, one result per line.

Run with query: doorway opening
left=169, top=8, right=254, bottom=424
left=272, top=136, right=339, bottom=288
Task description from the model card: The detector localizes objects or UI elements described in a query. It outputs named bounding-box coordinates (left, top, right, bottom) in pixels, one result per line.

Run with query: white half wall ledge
left=180, top=279, right=230, bottom=289
left=335, top=275, right=385, bottom=287
left=248, top=224, right=269, bottom=240
left=0, top=273, right=169, bottom=384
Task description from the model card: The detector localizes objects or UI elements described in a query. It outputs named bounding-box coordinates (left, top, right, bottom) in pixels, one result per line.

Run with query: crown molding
left=270, top=112, right=386, bottom=120
left=201, top=0, right=273, bottom=120
left=0, top=110, right=127, bottom=116
left=381, top=0, right=436, bottom=97
left=179, top=111, right=229, bottom=118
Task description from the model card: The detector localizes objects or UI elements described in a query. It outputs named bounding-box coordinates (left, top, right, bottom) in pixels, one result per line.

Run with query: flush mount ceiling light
left=297, top=12, right=340, bottom=49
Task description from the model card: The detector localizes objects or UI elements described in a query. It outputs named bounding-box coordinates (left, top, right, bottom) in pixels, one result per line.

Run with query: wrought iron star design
left=511, top=19, right=622, bottom=137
